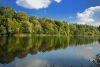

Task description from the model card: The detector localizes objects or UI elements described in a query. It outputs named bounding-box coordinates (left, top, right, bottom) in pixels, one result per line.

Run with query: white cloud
left=16, top=0, right=62, bottom=9
left=16, top=0, right=51, bottom=9
left=77, top=6, right=100, bottom=26
left=54, top=0, right=62, bottom=3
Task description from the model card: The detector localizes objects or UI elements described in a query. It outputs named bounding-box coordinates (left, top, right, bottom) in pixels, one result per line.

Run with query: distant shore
left=0, top=34, right=100, bottom=37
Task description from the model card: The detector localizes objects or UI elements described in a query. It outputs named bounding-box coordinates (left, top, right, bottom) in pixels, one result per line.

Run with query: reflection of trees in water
left=70, top=36, right=98, bottom=45
left=0, top=36, right=99, bottom=64
left=98, top=38, right=100, bottom=44
left=94, top=53, right=100, bottom=64
left=90, top=53, right=100, bottom=67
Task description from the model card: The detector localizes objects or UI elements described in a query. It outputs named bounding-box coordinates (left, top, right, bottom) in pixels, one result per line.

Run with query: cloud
left=16, top=0, right=62, bottom=9
left=77, top=6, right=100, bottom=26
left=16, top=0, right=51, bottom=9
left=54, top=0, right=62, bottom=3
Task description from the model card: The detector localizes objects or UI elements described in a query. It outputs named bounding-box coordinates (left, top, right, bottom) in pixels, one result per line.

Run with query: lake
left=0, top=35, right=100, bottom=67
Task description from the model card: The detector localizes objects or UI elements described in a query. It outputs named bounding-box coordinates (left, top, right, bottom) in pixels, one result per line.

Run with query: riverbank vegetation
left=0, top=6, right=100, bottom=36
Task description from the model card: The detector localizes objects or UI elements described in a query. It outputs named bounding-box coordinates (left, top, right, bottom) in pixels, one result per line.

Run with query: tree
left=7, top=18, right=21, bottom=34
left=14, top=12, right=29, bottom=21
left=98, top=25, right=100, bottom=31
left=0, top=6, right=100, bottom=35
left=0, top=6, right=16, bottom=18
left=0, top=25, right=6, bottom=34
left=21, top=21, right=32, bottom=33
left=29, top=16, right=38, bottom=25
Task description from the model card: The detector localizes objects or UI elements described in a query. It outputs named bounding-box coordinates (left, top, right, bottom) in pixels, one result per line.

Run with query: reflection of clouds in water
left=79, top=42, right=100, bottom=61
left=16, top=59, right=48, bottom=67
left=79, top=46, right=93, bottom=59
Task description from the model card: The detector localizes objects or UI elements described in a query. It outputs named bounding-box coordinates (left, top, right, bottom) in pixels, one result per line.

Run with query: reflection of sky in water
left=0, top=41, right=100, bottom=67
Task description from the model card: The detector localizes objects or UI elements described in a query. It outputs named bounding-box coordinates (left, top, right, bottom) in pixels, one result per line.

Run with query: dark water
left=0, top=35, right=100, bottom=67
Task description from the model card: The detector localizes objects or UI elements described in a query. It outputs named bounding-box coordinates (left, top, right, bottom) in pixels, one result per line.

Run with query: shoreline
left=0, top=34, right=100, bottom=37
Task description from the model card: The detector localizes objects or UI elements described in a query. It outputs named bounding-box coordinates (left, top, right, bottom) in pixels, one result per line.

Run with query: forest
left=0, top=6, right=100, bottom=36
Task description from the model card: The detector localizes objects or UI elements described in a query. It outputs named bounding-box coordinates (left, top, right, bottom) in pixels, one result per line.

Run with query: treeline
left=0, top=6, right=100, bottom=36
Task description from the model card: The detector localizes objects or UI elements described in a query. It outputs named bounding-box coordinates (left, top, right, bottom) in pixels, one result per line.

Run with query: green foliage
left=0, top=6, right=100, bottom=36
left=21, top=21, right=32, bottom=33
left=0, top=6, right=16, bottom=18
left=29, top=16, right=38, bottom=24
left=7, top=18, right=21, bottom=34
left=0, top=25, right=6, bottom=34
left=14, top=12, right=29, bottom=21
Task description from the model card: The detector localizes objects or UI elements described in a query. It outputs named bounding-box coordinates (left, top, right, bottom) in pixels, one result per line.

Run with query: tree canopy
left=0, top=6, right=100, bottom=36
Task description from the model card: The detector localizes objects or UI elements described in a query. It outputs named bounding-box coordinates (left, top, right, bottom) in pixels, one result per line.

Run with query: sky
left=0, top=0, right=100, bottom=26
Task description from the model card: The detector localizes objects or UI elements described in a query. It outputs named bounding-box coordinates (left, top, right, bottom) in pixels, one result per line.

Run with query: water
left=0, top=36, right=100, bottom=67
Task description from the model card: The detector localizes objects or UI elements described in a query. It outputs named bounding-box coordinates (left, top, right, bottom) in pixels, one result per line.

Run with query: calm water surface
left=0, top=36, right=100, bottom=67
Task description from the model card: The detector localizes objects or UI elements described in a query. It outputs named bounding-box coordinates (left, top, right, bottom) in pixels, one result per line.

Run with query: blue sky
left=0, top=0, right=100, bottom=25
